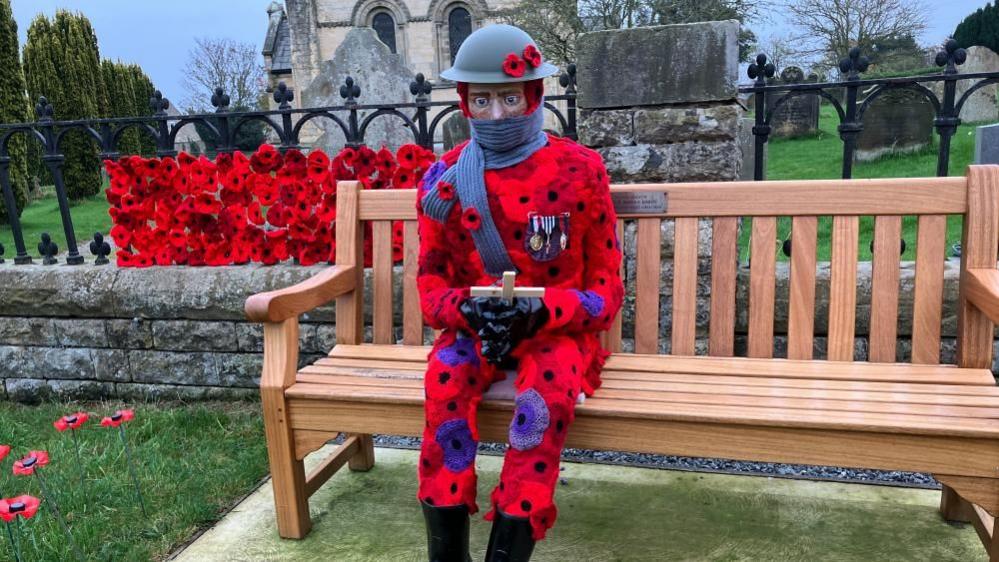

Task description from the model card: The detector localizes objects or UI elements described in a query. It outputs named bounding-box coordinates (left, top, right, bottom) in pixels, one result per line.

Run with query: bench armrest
left=965, top=268, right=999, bottom=324
left=245, top=265, right=357, bottom=323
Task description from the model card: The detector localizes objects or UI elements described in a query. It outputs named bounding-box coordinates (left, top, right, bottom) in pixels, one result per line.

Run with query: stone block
left=578, top=109, right=634, bottom=147
left=598, top=141, right=740, bottom=183
left=0, top=318, right=57, bottom=346
left=107, top=318, right=155, bottom=349
left=976, top=123, right=999, bottom=165
left=0, top=345, right=95, bottom=380
left=216, top=353, right=263, bottom=388
left=633, top=104, right=740, bottom=144
left=5, top=378, right=113, bottom=404
left=128, top=350, right=218, bottom=386
left=114, top=383, right=258, bottom=402
left=53, top=318, right=108, bottom=348
left=0, top=265, right=118, bottom=318
left=152, top=320, right=239, bottom=352
left=92, top=349, right=131, bottom=382
left=577, top=20, right=739, bottom=109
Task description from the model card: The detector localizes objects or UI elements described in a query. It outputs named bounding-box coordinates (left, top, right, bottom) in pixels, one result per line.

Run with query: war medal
left=529, top=215, right=544, bottom=251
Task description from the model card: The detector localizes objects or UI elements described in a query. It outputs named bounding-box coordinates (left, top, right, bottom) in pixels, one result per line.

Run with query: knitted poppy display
left=415, top=119, right=625, bottom=541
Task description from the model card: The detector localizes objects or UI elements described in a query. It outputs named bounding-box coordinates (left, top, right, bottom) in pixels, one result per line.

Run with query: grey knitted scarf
left=420, top=99, right=549, bottom=278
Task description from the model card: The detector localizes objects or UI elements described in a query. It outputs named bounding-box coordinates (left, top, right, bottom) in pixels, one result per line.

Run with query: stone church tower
left=262, top=0, right=520, bottom=110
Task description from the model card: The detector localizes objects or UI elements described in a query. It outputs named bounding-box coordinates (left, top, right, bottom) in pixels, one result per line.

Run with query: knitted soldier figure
left=416, top=24, right=624, bottom=562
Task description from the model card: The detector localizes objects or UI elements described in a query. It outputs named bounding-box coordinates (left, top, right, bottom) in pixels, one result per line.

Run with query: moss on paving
left=175, top=447, right=984, bottom=561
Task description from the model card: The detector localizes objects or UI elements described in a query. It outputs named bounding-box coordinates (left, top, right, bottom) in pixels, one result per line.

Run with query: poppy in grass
left=53, top=411, right=89, bottom=432
left=100, top=409, right=135, bottom=428
left=12, top=452, right=48, bottom=476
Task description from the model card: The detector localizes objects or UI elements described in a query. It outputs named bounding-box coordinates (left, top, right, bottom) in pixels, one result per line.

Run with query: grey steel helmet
left=440, top=24, right=560, bottom=83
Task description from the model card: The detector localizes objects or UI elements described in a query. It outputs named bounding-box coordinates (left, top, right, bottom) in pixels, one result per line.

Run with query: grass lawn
left=740, top=104, right=995, bottom=262
left=0, top=185, right=112, bottom=261
left=0, top=399, right=266, bottom=561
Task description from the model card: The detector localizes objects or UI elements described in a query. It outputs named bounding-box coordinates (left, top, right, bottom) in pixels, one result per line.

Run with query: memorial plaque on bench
left=611, top=191, right=668, bottom=216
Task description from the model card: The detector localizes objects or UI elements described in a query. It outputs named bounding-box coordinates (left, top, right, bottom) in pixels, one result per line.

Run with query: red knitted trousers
left=417, top=327, right=584, bottom=541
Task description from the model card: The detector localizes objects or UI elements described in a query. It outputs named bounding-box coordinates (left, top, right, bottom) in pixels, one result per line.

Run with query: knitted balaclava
left=456, top=78, right=545, bottom=119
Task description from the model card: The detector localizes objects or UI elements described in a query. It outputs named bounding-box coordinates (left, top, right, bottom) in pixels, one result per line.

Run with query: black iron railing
left=0, top=66, right=578, bottom=266
left=740, top=39, right=998, bottom=181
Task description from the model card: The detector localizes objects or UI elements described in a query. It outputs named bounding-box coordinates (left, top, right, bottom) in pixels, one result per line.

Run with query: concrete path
left=171, top=445, right=985, bottom=561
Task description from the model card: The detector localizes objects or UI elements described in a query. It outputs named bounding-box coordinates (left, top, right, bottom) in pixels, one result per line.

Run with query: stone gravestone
left=442, top=112, right=470, bottom=151
left=767, top=66, right=820, bottom=138
left=932, top=46, right=999, bottom=124
left=301, top=28, right=417, bottom=154
left=975, top=123, right=999, bottom=164
left=856, top=88, right=934, bottom=161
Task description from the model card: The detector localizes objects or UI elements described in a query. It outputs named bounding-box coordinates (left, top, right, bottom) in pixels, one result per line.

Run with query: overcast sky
left=9, top=0, right=996, bottom=101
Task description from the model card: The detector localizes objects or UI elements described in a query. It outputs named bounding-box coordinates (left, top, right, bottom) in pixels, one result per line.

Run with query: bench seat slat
left=292, top=378, right=999, bottom=418
left=321, top=345, right=995, bottom=385
left=296, top=370, right=999, bottom=411
left=284, top=381, right=999, bottom=438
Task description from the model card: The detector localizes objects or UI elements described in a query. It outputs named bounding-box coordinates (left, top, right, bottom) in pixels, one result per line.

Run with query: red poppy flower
left=0, top=495, right=40, bottom=523
left=438, top=181, right=455, bottom=200
left=283, top=149, right=307, bottom=176
left=54, top=411, right=89, bottom=432
left=13, top=451, right=49, bottom=476
left=340, top=147, right=358, bottom=167
left=523, top=44, right=542, bottom=68
left=100, top=409, right=135, bottom=428
left=461, top=207, right=481, bottom=230
left=393, top=167, right=416, bottom=189
left=396, top=144, right=421, bottom=170
left=0, top=445, right=8, bottom=462
left=502, top=53, right=526, bottom=78
left=251, top=144, right=284, bottom=174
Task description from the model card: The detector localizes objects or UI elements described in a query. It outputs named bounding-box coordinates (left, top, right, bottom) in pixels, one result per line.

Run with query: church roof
left=263, top=3, right=292, bottom=75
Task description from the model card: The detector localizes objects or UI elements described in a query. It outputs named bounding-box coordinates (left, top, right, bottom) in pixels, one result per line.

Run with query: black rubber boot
left=421, top=499, right=472, bottom=562
left=484, top=508, right=536, bottom=562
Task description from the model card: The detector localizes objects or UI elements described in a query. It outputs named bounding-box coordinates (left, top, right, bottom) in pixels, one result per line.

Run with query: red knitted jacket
left=415, top=133, right=624, bottom=396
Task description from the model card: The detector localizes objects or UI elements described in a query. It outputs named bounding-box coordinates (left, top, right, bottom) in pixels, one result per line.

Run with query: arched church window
left=372, top=11, right=397, bottom=54
left=448, top=7, right=471, bottom=64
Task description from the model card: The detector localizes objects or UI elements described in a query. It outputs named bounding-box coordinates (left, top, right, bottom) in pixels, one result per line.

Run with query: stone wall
left=575, top=21, right=743, bottom=185
left=0, top=264, right=413, bottom=404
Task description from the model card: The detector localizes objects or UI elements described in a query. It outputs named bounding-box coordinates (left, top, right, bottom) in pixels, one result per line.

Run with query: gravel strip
left=329, top=433, right=939, bottom=489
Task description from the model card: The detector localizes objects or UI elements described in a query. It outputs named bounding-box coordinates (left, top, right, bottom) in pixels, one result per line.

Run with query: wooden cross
left=469, top=271, right=544, bottom=303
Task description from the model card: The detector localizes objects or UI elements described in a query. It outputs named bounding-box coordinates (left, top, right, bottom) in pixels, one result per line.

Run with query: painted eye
left=505, top=95, right=520, bottom=105
left=474, top=97, right=489, bottom=107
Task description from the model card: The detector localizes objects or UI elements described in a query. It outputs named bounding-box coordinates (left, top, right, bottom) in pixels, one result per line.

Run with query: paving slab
left=171, top=446, right=985, bottom=561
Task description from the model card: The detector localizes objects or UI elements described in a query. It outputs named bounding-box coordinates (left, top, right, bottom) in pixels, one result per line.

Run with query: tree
left=781, top=0, right=928, bottom=73
left=181, top=37, right=265, bottom=112
left=101, top=60, right=157, bottom=156
left=23, top=11, right=108, bottom=199
left=0, top=0, right=29, bottom=223
left=755, top=32, right=800, bottom=75
left=504, top=0, right=765, bottom=65
left=955, top=3, right=999, bottom=55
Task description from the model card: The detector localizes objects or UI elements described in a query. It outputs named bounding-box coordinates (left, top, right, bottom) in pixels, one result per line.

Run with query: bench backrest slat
left=671, top=217, right=699, bottom=355
left=336, top=169, right=999, bottom=368
left=827, top=216, right=859, bottom=361
left=788, top=216, right=818, bottom=360
left=402, top=220, right=423, bottom=345
left=912, top=215, right=947, bottom=364
left=372, top=220, right=394, bottom=344
left=635, top=218, right=661, bottom=354
left=708, top=217, right=739, bottom=357
left=869, top=216, right=903, bottom=362
left=747, top=216, right=777, bottom=358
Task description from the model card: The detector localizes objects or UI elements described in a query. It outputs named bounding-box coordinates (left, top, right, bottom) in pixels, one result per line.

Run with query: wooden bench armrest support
left=966, top=268, right=999, bottom=325
left=245, top=265, right=358, bottom=323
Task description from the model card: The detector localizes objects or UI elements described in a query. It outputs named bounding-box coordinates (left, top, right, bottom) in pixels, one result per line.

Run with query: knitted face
left=458, top=78, right=544, bottom=120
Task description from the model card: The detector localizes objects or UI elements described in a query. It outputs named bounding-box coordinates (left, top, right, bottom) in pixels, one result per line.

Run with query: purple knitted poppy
left=435, top=418, right=477, bottom=472
left=421, top=161, right=447, bottom=191
left=437, top=336, right=480, bottom=368
left=573, top=289, right=605, bottom=317
left=509, top=388, right=550, bottom=451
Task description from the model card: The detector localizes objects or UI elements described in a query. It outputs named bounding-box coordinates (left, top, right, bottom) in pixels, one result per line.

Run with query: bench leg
left=347, top=433, right=376, bottom=471
left=940, top=484, right=975, bottom=523
left=262, top=387, right=312, bottom=539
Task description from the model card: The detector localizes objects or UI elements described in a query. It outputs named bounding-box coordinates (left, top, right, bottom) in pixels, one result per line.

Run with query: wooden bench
left=245, top=166, right=999, bottom=559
